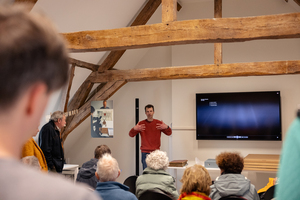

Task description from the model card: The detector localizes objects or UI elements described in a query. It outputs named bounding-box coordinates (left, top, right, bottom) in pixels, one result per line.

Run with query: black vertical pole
left=135, top=98, right=139, bottom=176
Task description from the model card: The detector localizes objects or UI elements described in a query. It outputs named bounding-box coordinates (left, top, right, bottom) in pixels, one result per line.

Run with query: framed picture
left=91, top=100, right=113, bottom=138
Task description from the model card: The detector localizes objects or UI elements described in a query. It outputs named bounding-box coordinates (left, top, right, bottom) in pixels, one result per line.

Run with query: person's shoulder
left=40, top=121, right=53, bottom=130
left=23, top=137, right=35, bottom=145
left=0, top=159, right=100, bottom=200
left=117, top=183, right=137, bottom=200
left=82, top=158, right=97, bottom=167
left=126, top=191, right=138, bottom=200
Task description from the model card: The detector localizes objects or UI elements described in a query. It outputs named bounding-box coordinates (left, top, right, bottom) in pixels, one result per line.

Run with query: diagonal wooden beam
left=62, top=80, right=126, bottom=142
left=64, top=64, right=75, bottom=112
left=88, top=61, right=300, bottom=82
left=64, top=75, right=94, bottom=128
left=63, top=13, right=300, bottom=53
left=98, top=0, right=182, bottom=72
left=86, top=83, right=106, bottom=102
left=69, top=57, right=98, bottom=71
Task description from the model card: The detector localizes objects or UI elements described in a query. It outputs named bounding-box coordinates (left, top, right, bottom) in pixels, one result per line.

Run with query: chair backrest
left=138, top=190, right=173, bottom=200
left=263, top=185, right=275, bottom=200
left=123, top=175, right=138, bottom=195
left=219, top=195, right=247, bottom=200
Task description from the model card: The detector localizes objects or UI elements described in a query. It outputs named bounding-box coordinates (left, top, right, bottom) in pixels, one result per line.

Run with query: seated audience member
left=77, top=145, right=111, bottom=189
left=21, top=128, right=48, bottom=171
left=257, top=177, right=277, bottom=199
left=0, top=5, right=100, bottom=200
left=94, top=154, right=137, bottom=200
left=21, top=156, right=41, bottom=170
left=209, top=152, right=260, bottom=200
left=136, top=150, right=179, bottom=199
left=178, top=164, right=212, bottom=200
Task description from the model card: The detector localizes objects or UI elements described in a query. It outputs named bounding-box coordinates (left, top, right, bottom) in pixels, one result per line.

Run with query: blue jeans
left=141, top=152, right=150, bottom=170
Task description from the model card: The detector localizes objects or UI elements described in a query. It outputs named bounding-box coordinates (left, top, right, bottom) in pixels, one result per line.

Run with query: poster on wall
left=91, top=100, right=113, bottom=138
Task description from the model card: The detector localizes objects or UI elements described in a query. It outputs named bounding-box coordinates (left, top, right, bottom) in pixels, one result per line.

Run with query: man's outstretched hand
left=134, top=123, right=145, bottom=131
left=156, top=121, right=169, bottom=130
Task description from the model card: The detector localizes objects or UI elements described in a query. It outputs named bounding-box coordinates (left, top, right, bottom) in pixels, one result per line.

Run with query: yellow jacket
left=21, top=138, right=48, bottom=171
left=178, top=192, right=211, bottom=200
left=257, top=178, right=275, bottom=193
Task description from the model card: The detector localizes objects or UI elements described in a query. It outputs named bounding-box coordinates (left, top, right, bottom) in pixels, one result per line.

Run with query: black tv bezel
left=196, top=91, right=282, bottom=141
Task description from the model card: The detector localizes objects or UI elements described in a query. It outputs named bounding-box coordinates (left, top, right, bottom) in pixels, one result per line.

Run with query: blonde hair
left=96, top=154, right=119, bottom=182
left=146, top=150, right=169, bottom=170
left=180, top=164, right=212, bottom=196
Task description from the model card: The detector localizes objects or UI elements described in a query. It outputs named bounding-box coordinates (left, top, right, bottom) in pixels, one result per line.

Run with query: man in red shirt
left=129, top=104, right=172, bottom=170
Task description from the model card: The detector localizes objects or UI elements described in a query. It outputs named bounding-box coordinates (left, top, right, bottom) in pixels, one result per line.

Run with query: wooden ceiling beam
left=69, top=57, right=99, bottom=71
left=64, top=64, right=75, bottom=112
left=214, top=0, right=222, bottom=65
left=162, top=0, right=177, bottom=23
left=63, top=13, right=300, bottom=53
left=62, top=80, right=126, bottom=142
left=88, top=61, right=300, bottom=83
left=98, top=0, right=182, bottom=72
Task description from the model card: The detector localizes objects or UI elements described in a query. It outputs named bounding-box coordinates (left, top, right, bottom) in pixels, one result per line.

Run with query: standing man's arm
left=39, top=127, right=55, bottom=170
left=129, top=122, right=145, bottom=137
left=156, top=121, right=172, bottom=136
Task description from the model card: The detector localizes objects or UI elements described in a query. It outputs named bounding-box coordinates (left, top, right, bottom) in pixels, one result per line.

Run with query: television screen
left=196, top=91, right=282, bottom=140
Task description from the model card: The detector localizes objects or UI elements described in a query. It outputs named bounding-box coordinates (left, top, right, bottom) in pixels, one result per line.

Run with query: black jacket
left=76, top=158, right=98, bottom=189
left=38, top=120, right=64, bottom=172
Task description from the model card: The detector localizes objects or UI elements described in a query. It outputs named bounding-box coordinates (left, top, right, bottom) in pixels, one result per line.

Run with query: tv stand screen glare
left=196, top=91, right=282, bottom=140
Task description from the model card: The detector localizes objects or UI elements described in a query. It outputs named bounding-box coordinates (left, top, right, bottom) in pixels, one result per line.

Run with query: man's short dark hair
left=94, top=145, right=111, bottom=159
left=0, top=5, right=69, bottom=111
left=145, top=104, right=154, bottom=112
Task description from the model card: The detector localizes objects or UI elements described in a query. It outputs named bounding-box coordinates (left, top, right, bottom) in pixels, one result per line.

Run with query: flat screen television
left=196, top=91, right=282, bottom=140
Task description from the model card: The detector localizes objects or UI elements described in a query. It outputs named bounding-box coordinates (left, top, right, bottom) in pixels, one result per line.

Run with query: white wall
left=41, top=0, right=300, bottom=190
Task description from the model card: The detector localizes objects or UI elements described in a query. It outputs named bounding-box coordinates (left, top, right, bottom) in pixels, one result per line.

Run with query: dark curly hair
left=216, top=152, right=244, bottom=173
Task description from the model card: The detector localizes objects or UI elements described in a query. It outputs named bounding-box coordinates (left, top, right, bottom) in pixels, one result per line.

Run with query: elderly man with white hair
left=136, top=150, right=179, bottom=199
left=39, top=111, right=66, bottom=173
left=94, top=154, right=137, bottom=200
